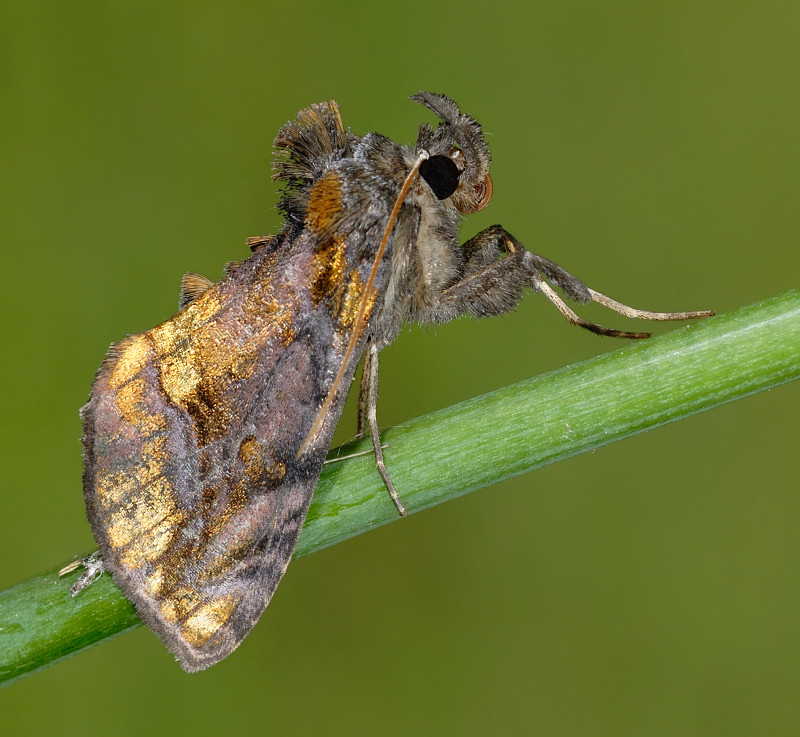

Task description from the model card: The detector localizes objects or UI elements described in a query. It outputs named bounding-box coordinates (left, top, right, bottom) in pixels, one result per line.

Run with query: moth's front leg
left=459, top=225, right=590, bottom=302
left=438, top=225, right=712, bottom=338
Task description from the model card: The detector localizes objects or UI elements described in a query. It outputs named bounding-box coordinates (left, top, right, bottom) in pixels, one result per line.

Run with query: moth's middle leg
left=358, top=341, right=407, bottom=517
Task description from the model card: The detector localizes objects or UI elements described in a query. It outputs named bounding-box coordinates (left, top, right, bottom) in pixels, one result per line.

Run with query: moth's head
left=412, top=92, right=493, bottom=214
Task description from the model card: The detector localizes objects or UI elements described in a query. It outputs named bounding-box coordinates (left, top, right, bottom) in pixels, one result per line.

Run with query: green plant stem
left=1, top=288, right=799, bottom=686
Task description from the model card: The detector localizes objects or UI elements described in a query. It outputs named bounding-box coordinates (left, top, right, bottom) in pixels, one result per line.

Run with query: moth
left=77, top=92, right=712, bottom=671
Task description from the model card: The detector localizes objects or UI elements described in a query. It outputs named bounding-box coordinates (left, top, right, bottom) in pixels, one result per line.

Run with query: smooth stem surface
left=1, top=288, right=799, bottom=686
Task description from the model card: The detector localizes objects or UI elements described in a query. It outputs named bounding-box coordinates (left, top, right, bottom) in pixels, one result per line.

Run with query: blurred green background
left=2, top=1, right=800, bottom=734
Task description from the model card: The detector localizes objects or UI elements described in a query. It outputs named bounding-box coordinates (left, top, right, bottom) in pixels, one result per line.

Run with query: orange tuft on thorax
left=305, top=171, right=343, bottom=233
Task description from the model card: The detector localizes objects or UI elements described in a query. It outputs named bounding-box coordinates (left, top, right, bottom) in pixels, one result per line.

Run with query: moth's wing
left=81, top=229, right=382, bottom=672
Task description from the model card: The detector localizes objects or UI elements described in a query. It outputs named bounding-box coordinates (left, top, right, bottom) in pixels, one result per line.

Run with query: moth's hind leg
left=59, top=551, right=106, bottom=596
left=437, top=225, right=712, bottom=338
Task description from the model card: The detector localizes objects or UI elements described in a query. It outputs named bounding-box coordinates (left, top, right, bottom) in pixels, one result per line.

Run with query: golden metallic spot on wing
left=181, top=595, right=239, bottom=648
left=263, top=298, right=296, bottom=347
left=133, top=436, right=171, bottom=487
left=96, top=382, right=181, bottom=562
left=149, top=294, right=224, bottom=405
left=103, top=428, right=182, bottom=558
left=156, top=347, right=202, bottom=406
left=95, top=468, right=136, bottom=508
left=105, top=335, right=151, bottom=390
left=106, top=474, right=180, bottom=550
left=310, top=234, right=347, bottom=307
left=113, top=377, right=169, bottom=437
left=141, top=431, right=168, bottom=459
left=118, top=508, right=186, bottom=566
left=237, top=436, right=286, bottom=488
left=138, top=412, right=168, bottom=435
left=149, top=294, right=243, bottom=445
left=160, top=586, right=202, bottom=624
left=238, top=436, right=265, bottom=482
left=114, top=376, right=146, bottom=417
left=145, top=567, right=164, bottom=598
left=201, top=484, right=221, bottom=510
left=229, top=350, right=259, bottom=380
left=305, top=170, right=343, bottom=233
left=338, top=270, right=366, bottom=329
left=149, top=285, right=299, bottom=445
left=229, top=479, right=250, bottom=516
left=266, top=461, right=287, bottom=485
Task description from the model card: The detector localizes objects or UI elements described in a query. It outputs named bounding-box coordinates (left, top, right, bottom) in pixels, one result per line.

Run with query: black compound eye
left=419, top=155, right=461, bottom=200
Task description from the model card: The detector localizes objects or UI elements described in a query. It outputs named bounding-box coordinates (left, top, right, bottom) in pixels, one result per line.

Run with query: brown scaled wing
left=81, top=226, right=383, bottom=671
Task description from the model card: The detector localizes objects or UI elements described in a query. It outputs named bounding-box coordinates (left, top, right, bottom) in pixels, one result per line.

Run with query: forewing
left=81, top=228, right=382, bottom=671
